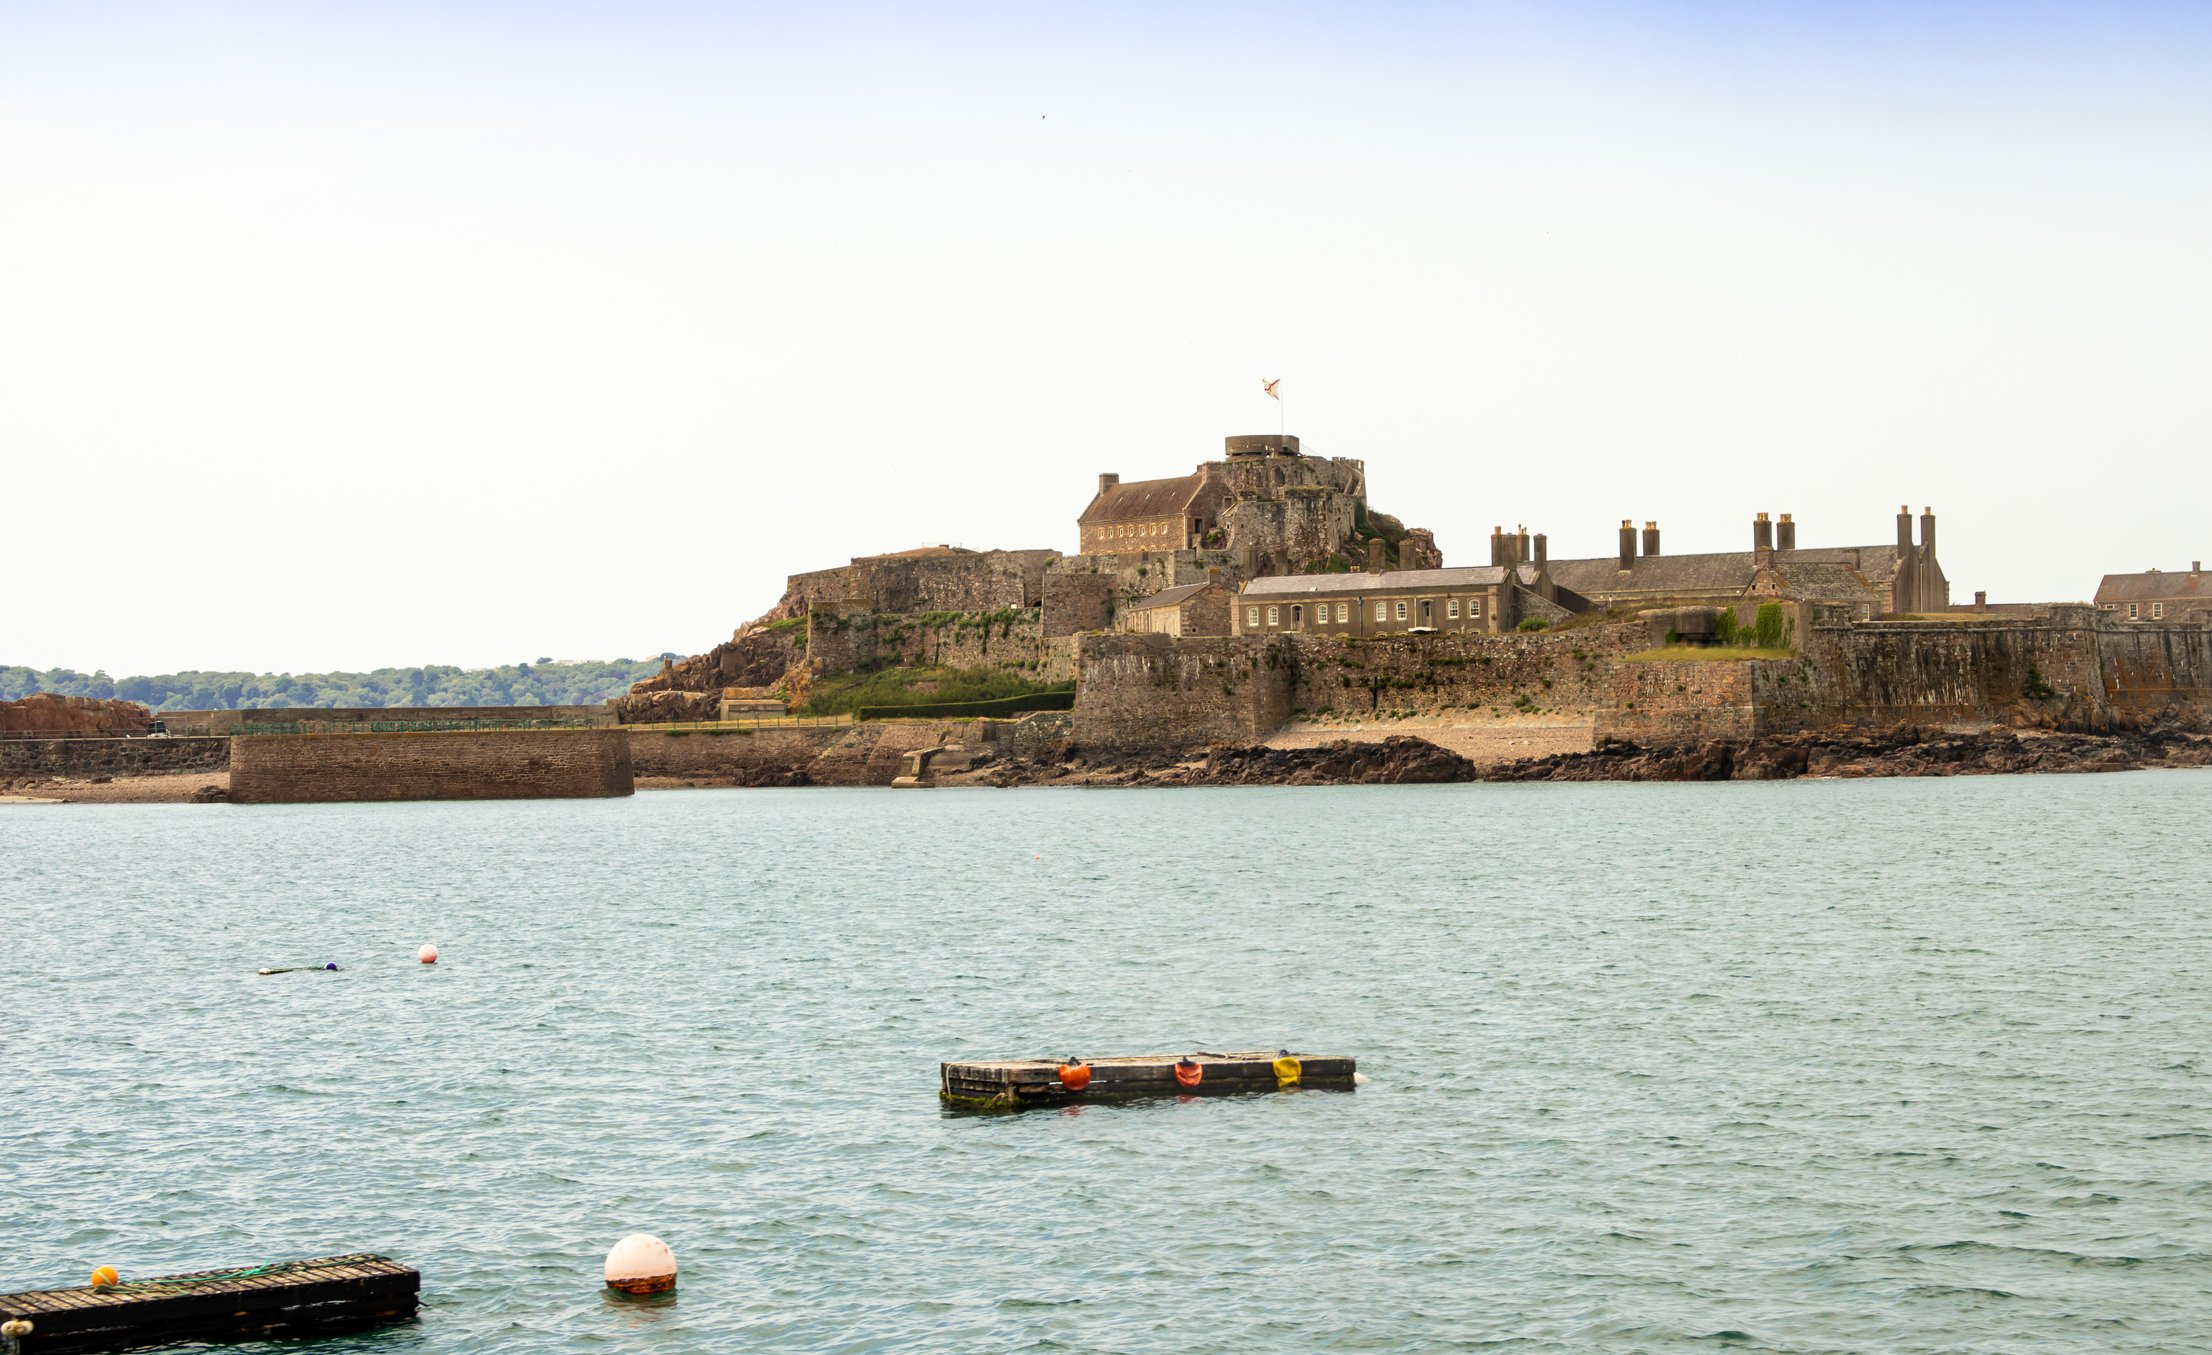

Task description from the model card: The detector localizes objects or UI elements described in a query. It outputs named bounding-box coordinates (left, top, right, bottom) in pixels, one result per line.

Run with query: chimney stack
left=1516, top=526, right=1530, bottom=566
left=1098, top=473, right=1119, bottom=496
left=1490, top=525, right=1505, bottom=567
left=1534, top=532, right=1548, bottom=567
left=1642, top=521, right=1660, bottom=557
left=2194, top=561, right=2203, bottom=574
left=1920, top=506, right=1936, bottom=556
left=1974, top=590, right=1988, bottom=612
left=1618, top=520, right=1636, bottom=571
left=1776, top=513, right=1796, bottom=550
left=1898, top=505, right=1913, bottom=553
left=1753, top=512, right=1774, bottom=552
left=1366, top=537, right=1387, bottom=573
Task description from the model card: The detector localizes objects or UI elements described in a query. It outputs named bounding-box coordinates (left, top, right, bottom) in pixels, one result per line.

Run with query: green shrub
left=1712, top=608, right=1741, bottom=646
left=802, top=664, right=1067, bottom=716
left=1753, top=603, right=1787, bottom=650
left=1516, top=617, right=1549, bottom=632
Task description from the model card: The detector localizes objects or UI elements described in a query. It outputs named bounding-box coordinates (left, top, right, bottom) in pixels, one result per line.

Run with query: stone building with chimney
left=2096, top=561, right=2211, bottom=622
left=1120, top=581, right=1232, bottom=637
left=1544, top=506, right=1949, bottom=619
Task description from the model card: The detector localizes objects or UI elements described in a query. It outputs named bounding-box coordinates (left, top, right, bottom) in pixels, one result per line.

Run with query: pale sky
left=5, top=1, right=2207, bottom=675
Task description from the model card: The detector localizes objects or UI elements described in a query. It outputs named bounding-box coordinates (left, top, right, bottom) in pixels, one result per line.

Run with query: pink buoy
left=603, top=1233, right=676, bottom=1294
left=418, top=943, right=439, bottom=964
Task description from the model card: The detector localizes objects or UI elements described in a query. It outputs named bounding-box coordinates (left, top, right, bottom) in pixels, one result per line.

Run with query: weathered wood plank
left=0, top=1254, right=419, bottom=1353
left=941, top=1050, right=1355, bottom=1110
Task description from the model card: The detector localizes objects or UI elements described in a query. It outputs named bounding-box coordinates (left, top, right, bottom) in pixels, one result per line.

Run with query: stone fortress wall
left=1072, top=611, right=2212, bottom=755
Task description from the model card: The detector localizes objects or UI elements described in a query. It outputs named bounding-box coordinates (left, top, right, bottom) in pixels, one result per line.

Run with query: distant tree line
left=0, top=657, right=678, bottom=711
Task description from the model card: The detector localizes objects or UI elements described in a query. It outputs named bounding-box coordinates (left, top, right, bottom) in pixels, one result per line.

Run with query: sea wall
left=0, top=736, right=229, bottom=779
left=229, top=729, right=634, bottom=804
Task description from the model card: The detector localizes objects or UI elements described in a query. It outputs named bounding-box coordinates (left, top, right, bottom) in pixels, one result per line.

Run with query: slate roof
left=1240, top=566, right=1510, bottom=598
left=1547, top=546, right=1901, bottom=602
left=1126, top=582, right=1216, bottom=612
left=2096, top=570, right=2210, bottom=603
left=1079, top=473, right=1206, bottom=524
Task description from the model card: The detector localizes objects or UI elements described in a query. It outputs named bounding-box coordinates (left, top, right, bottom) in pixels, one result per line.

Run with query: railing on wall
left=231, top=717, right=615, bottom=735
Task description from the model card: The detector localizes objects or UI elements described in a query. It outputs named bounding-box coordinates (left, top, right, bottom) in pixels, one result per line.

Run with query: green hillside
left=0, top=657, right=677, bottom=711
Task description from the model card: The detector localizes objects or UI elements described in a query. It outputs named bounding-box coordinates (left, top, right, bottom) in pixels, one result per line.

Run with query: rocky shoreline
left=10, top=727, right=2208, bottom=802
left=967, top=726, right=2212, bottom=788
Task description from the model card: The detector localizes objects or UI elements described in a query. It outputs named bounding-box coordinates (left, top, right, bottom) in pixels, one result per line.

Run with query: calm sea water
left=5, top=776, right=2211, bottom=1354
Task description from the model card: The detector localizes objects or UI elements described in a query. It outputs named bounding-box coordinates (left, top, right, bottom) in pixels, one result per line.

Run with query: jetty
left=0, top=1254, right=417, bottom=1353
left=941, top=1050, right=1355, bottom=1110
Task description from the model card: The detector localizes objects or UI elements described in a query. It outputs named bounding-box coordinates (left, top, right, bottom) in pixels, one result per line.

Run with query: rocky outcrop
left=1485, top=726, right=2212, bottom=782
left=622, top=621, right=803, bottom=718
left=0, top=694, right=153, bottom=734
left=982, top=735, right=1475, bottom=787
left=611, top=689, right=723, bottom=724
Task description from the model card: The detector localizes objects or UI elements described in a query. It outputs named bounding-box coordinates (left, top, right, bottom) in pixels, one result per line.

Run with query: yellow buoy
left=603, top=1233, right=676, bottom=1295
left=89, top=1266, right=119, bottom=1288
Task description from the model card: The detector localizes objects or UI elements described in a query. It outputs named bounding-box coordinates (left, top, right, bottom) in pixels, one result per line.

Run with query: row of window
left=1245, top=597, right=1485, bottom=628
left=2115, top=602, right=2168, bottom=619
left=1097, top=520, right=1180, bottom=541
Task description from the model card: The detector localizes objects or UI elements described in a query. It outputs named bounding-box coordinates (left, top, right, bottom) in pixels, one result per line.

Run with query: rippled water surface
left=6, top=775, right=2212, bottom=1353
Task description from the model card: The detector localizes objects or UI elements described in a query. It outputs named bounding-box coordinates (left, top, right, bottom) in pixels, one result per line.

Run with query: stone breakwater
left=229, top=729, right=633, bottom=804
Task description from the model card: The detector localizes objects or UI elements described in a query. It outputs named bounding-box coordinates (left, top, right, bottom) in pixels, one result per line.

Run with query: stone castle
left=621, top=427, right=2211, bottom=761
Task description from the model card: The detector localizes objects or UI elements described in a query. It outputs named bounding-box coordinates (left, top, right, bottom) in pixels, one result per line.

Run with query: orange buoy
left=1056, top=1059, right=1091, bottom=1092
left=1173, top=1057, right=1203, bottom=1089
left=89, top=1266, right=119, bottom=1288
left=603, top=1233, right=676, bottom=1294
left=418, top=943, right=439, bottom=964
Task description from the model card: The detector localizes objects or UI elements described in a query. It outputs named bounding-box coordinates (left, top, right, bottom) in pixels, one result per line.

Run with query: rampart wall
left=805, top=608, right=1078, bottom=683
left=229, top=729, right=634, bottom=804
left=627, top=712, right=1069, bottom=786
left=1595, top=663, right=1761, bottom=744
left=1782, top=608, right=2212, bottom=733
left=1283, top=625, right=1640, bottom=718
left=1071, top=635, right=1295, bottom=750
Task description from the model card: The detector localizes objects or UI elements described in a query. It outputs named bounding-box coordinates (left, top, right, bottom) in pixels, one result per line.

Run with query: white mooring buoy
left=603, top=1233, right=676, bottom=1295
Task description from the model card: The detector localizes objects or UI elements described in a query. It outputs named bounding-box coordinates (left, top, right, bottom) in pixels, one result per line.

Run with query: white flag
left=1261, top=378, right=1281, bottom=400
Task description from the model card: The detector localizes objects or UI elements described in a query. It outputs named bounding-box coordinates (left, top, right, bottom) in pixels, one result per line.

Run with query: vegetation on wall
left=799, top=664, right=1073, bottom=716
left=0, top=658, right=674, bottom=711
left=854, top=689, right=1076, bottom=721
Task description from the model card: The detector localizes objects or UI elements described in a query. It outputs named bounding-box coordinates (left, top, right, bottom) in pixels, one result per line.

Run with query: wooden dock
left=0, top=1254, right=417, bottom=1354
left=941, top=1050, right=1355, bottom=1110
